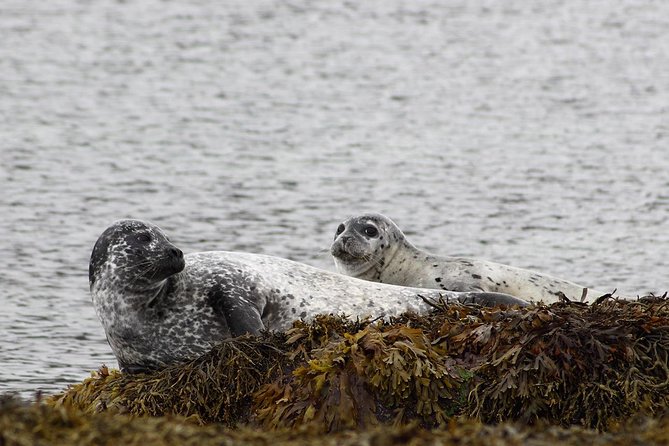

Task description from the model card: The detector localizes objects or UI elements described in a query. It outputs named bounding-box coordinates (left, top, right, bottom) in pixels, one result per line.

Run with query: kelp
left=254, top=323, right=465, bottom=431
left=50, top=334, right=290, bottom=424
left=4, top=395, right=669, bottom=446
left=386, top=296, right=669, bottom=429
left=50, top=315, right=464, bottom=429
left=47, top=297, right=669, bottom=431
left=451, top=298, right=669, bottom=429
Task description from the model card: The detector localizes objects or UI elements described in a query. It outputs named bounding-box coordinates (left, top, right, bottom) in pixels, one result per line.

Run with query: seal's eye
left=335, top=224, right=345, bottom=237
left=363, top=226, right=379, bottom=237
left=136, top=234, right=151, bottom=243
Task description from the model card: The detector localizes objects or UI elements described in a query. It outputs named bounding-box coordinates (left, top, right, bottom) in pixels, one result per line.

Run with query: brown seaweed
left=254, top=323, right=465, bottom=431
left=5, top=395, right=669, bottom=446
left=47, top=298, right=669, bottom=432
left=50, top=334, right=290, bottom=424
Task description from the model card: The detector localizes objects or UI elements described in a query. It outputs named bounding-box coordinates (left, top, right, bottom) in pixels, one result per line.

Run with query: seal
left=90, top=219, right=527, bottom=372
left=330, top=213, right=612, bottom=303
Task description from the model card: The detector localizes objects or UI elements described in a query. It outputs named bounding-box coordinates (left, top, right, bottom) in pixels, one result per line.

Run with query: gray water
left=1, top=0, right=668, bottom=398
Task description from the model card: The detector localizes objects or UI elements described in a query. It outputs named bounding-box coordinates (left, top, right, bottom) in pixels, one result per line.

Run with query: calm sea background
left=1, top=0, right=668, bottom=398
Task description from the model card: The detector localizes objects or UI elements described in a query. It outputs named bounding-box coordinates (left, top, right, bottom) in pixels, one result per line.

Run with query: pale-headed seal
left=330, top=213, right=613, bottom=303
left=90, top=219, right=527, bottom=373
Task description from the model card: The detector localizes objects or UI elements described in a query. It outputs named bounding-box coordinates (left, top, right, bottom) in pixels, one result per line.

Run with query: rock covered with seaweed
left=45, top=297, right=669, bottom=432
left=4, top=394, right=669, bottom=446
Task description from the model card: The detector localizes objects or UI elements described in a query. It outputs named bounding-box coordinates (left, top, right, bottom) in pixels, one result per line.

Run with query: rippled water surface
left=1, top=0, right=668, bottom=397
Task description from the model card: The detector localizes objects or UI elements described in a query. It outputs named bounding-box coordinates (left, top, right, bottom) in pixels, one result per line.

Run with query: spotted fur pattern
left=331, top=213, right=616, bottom=303
left=90, top=220, right=527, bottom=372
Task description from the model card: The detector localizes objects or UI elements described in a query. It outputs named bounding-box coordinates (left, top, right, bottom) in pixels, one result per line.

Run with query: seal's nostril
left=170, top=247, right=183, bottom=259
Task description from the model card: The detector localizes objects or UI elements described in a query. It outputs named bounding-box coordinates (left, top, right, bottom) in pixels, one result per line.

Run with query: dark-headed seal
left=90, top=219, right=527, bottom=372
left=330, top=213, right=615, bottom=303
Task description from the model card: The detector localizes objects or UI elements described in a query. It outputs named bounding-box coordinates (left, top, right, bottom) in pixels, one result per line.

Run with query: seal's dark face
left=330, top=213, right=399, bottom=276
left=89, top=219, right=185, bottom=291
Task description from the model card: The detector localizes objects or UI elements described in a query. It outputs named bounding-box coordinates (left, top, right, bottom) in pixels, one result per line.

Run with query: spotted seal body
left=89, top=219, right=245, bottom=373
left=331, top=213, right=613, bottom=303
left=90, top=219, right=527, bottom=372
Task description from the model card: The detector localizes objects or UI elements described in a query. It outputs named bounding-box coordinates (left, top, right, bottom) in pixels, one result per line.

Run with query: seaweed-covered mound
left=436, top=297, right=669, bottom=429
left=254, top=323, right=465, bottom=430
left=4, top=395, right=669, bottom=446
left=51, top=333, right=290, bottom=425
left=48, top=298, right=669, bottom=431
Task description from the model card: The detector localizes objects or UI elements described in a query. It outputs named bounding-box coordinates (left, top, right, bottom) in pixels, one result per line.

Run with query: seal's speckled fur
left=90, top=219, right=527, bottom=373
left=331, top=213, right=614, bottom=303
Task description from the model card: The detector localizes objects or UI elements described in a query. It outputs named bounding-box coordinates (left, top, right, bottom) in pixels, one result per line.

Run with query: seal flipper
left=119, top=362, right=154, bottom=374
left=207, top=283, right=265, bottom=336
left=223, top=300, right=265, bottom=336
left=457, top=292, right=529, bottom=307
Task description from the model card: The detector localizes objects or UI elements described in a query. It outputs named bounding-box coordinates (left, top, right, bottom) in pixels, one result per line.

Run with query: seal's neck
left=119, top=279, right=173, bottom=308
left=354, top=239, right=405, bottom=282
left=372, top=240, right=423, bottom=285
left=92, top=269, right=180, bottom=328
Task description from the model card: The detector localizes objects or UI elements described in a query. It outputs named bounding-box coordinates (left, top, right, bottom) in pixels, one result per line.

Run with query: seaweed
left=47, top=297, right=669, bottom=432
left=4, top=395, right=669, bottom=446
left=254, top=323, right=465, bottom=431
left=433, top=298, right=669, bottom=429
left=50, top=333, right=291, bottom=425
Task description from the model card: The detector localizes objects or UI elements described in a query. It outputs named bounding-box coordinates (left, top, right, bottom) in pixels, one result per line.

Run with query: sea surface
left=1, top=0, right=668, bottom=398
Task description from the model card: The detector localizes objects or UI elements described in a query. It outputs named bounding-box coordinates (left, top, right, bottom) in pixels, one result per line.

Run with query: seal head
left=89, top=219, right=185, bottom=293
left=331, top=213, right=406, bottom=279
